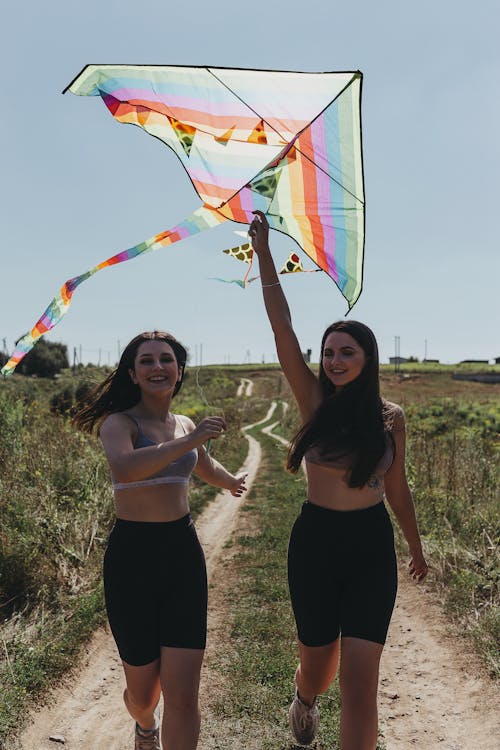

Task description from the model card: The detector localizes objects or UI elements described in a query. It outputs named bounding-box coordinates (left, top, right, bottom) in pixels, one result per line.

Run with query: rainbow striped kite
left=2, top=65, right=365, bottom=377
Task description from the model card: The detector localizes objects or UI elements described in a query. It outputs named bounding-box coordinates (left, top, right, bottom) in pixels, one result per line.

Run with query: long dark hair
left=287, top=320, right=392, bottom=487
left=72, top=331, right=187, bottom=434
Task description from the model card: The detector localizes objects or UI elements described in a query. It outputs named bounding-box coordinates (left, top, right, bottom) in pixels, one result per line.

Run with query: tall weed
left=404, top=399, right=499, bottom=675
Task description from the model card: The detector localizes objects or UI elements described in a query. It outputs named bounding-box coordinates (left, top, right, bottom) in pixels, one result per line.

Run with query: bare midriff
left=114, top=483, right=190, bottom=522
left=305, top=461, right=385, bottom=511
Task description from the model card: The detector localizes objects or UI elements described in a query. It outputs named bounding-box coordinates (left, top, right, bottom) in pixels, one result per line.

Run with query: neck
left=137, top=393, right=173, bottom=422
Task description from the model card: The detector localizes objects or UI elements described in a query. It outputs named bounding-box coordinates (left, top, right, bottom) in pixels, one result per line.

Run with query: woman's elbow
left=109, top=459, right=136, bottom=482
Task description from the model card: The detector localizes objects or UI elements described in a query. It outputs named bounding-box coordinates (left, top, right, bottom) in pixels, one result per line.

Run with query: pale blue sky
left=1, top=1, right=498, bottom=367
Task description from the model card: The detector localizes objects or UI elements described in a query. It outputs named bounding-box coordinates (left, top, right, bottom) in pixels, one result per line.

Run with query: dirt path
left=379, top=570, right=499, bottom=749
left=236, top=378, right=254, bottom=397
left=18, top=394, right=498, bottom=750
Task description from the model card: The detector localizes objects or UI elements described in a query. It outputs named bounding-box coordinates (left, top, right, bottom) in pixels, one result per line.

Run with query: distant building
left=495, top=356, right=500, bottom=364
left=389, top=356, right=408, bottom=365
left=458, top=359, right=489, bottom=365
left=423, top=358, right=440, bottom=363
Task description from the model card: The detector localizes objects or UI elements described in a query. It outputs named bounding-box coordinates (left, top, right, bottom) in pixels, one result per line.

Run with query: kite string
left=194, top=366, right=225, bottom=455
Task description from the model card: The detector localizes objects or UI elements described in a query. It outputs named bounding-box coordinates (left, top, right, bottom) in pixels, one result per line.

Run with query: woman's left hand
left=409, top=551, right=429, bottom=583
left=248, top=211, right=270, bottom=256
left=230, top=472, right=248, bottom=497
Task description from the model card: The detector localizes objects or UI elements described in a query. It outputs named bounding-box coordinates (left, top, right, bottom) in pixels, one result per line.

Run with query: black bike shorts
left=288, top=501, right=397, bottom=647
left=103, top=514, right=207, bottom=666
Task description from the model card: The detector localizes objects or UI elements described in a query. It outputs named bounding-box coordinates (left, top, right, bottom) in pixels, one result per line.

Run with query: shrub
left=50, top=385, right=75, bottom=415
left=20, top=339, right=69, bottom=378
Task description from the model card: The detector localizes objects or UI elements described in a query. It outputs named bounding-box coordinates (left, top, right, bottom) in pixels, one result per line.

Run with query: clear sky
left=1, top=1, right=498, bottom=367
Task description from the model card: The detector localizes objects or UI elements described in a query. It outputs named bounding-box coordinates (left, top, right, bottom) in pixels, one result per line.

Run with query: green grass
left=381, top=362, right=500, bottom=374
left=0, top=586, right=106, bottom=744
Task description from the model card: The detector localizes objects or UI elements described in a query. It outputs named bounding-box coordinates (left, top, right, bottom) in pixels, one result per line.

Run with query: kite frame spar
left=2, top=65, right=365, bottom=377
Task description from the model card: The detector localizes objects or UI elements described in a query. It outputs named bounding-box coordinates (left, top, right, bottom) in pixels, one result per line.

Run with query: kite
left=218, top=239, right=256, bottom=287
left=211, top=235, right=322, bottom=287
left=2, top=65, right=365, bottom=377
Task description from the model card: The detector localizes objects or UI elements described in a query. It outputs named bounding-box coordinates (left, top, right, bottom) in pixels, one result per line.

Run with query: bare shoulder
left=383, top=400, right=406, bottom=432
left=99, top=411, right=137, bottom=438
left=175, top=413, right=195, bottom=433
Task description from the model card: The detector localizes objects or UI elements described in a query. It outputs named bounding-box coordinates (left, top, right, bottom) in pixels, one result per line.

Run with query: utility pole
left=394, top=336, right=400, bottom=374
left=424, top=339, right=428, bottom=361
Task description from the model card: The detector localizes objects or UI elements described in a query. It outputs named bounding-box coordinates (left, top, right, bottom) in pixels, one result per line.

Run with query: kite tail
left=1, top=205, right=226, bottom=378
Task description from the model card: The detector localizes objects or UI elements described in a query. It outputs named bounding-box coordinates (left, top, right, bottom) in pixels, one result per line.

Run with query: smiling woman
left=72, top=331, right=247, bottom=750
left=322, top=331, right=367, bottom=388
left=249, top=212, right=428, bottom=750
left=131, top=342, right=183, bottom=393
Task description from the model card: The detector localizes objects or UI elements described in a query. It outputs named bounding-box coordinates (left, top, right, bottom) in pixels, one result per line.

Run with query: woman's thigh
left=288, top=511, right=343, bottom=647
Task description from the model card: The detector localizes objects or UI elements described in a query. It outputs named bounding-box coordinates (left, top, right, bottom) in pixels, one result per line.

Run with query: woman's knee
left=298, top=639, right=340, bottom=694
left=124, top=687, right=158, bottom=714
left=162, top=687, right=199, bottom=713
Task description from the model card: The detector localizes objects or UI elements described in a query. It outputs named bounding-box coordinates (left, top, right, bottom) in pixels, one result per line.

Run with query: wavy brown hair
left=287, top=320, right=393, bottom=487
left=72, top=331, right=187, bottom=434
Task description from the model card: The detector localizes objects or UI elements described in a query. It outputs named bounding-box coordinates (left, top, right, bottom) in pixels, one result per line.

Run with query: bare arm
left=384, top=412, right=429, bottom=582
left=194, top=445, right=248, bottom=497
left=100, top=413, right=226, bottom=482
left=249, top=211, right=319, bottom=419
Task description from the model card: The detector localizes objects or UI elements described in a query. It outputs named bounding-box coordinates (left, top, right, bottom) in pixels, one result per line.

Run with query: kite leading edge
left=2, top=65, right=364, bottom=377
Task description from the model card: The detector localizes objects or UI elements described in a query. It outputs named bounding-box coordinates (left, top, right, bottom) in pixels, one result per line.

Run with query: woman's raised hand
left=249, top=210, right=270, bottom=256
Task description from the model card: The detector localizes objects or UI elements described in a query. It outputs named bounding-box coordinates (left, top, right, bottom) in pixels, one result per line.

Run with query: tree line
left=0, top=340, right=69, bottom=378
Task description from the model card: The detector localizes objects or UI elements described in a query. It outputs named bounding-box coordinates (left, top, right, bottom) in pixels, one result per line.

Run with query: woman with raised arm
left=249, top=213, right=428, bottom=750
left=73, top=331, right=247, bottom=750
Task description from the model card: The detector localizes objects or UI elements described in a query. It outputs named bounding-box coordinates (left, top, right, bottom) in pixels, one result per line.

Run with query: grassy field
left=0, top=365, right=248, bottom=746
left=0, top=365, right=498, bottom=747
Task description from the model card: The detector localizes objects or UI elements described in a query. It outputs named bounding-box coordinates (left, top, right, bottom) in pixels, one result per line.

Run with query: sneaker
left=288, top=683, right=319, bottom=746
left=135, top=722, right=160, bottom=750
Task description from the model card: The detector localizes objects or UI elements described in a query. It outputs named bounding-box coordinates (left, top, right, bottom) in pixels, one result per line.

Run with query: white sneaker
left=134, top=722, right=160, bottom=750
left=288, top=682, right=319, bottom=746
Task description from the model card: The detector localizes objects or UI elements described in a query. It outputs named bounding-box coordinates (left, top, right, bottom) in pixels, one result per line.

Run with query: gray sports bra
left=112, top=413, right=198, bottom=491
